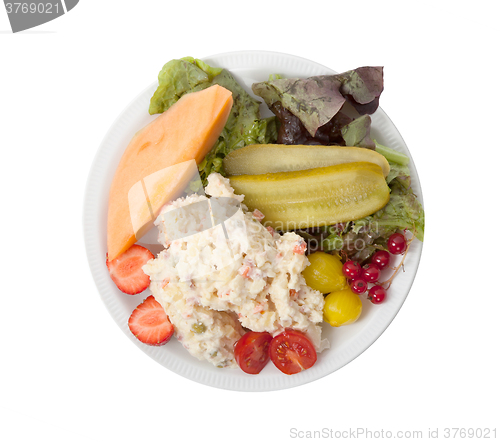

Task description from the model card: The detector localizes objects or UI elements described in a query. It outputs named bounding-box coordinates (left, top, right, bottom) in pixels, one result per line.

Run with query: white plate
left=83, top=50, right=424, bottom=391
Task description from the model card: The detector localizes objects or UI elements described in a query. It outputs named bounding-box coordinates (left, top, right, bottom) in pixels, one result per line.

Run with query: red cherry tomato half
left=269, top=330, right=317, bottom=375
left=234, top=331, right=272, bottom=375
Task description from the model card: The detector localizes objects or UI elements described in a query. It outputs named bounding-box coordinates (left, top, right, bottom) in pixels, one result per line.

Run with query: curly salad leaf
left=252, top=66, right=383, bottom=147
left=149, top=57, right=277, bottom=185
left=149, top=57, right=222, bottom=114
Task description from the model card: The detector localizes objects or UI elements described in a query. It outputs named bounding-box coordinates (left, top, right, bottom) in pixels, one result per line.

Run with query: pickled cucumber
left=229, top=162, right=390, bottom=231
left=223, top=144, right=390, bottom=177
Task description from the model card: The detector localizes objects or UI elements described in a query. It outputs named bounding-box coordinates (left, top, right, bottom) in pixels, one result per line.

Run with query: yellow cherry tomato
left=302, top=252, right=346, bottom=294
left=323, top=287, right=362, bottom=327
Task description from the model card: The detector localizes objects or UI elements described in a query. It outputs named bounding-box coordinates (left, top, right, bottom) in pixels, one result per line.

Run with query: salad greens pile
left=149, top=57, right=424, bottom=261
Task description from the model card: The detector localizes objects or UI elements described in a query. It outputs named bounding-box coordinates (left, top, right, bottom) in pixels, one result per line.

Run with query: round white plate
left=83, top=50, right=424, bottom=391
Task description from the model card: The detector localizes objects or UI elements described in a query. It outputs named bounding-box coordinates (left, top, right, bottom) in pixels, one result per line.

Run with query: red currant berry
left=361, top=263, right=381, bottom=283
left=388, top=232, right=407, bottom=255
left=350, top=278, right=367, bottom=294
left=368, top=285, right=386, bottom=304
left=371, top=250, right=391, bottom=270
left=342, top=260, right=361, bottom=279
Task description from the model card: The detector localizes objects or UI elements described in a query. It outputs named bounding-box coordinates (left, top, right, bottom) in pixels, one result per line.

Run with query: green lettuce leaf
left=373, top=140, right=412, bottom=187
left=341, top=115, right=375, bottom=148
left=374, top=140, right=410, bottom=166
left=386, top=161, right=411, bottom=188
left=149, top=58, right=222, bottom=114
left=210, top=70, right=263, bottom=152
left=351, top=181, right=425, bottom=243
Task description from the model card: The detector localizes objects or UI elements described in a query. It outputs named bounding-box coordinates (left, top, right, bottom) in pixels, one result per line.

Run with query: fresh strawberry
left=128, top=295, right=174, bottom=346
left=106, top=244, right=154, bottom=295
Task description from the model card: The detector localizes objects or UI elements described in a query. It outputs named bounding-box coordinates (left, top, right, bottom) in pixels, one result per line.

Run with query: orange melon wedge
left=107, top=84, right=233, bottom=261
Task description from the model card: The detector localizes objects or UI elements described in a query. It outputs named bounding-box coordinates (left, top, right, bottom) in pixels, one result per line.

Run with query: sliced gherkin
left=223, top=144, right=390, bottom=177
left=229, top=162, right=390, bottom=231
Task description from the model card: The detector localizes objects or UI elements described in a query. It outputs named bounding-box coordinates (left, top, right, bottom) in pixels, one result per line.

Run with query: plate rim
left=83, top=50, right=424, bottom=391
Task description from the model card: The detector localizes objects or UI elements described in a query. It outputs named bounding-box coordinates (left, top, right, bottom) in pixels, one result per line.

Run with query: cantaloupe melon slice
left=107, top=85, right=233, bottom=261
left=127, top=159, right=200, bottom=242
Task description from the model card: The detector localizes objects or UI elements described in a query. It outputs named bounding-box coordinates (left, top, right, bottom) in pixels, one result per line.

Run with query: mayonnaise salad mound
left=143, top=173, right=328, bottom=368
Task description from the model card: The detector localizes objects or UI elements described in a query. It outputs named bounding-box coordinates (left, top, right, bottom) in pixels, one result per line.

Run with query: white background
left=1, top=1, right=499, bottom=441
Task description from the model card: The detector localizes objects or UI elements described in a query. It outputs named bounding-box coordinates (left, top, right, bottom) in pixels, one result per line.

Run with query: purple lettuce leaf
left=338, top=66, right=384, bottom=115
left=252, top=66, right=383, bottom=138
left=271, top=102, right=352, bottom=145
left=252, top=76, right=346, bottom=138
